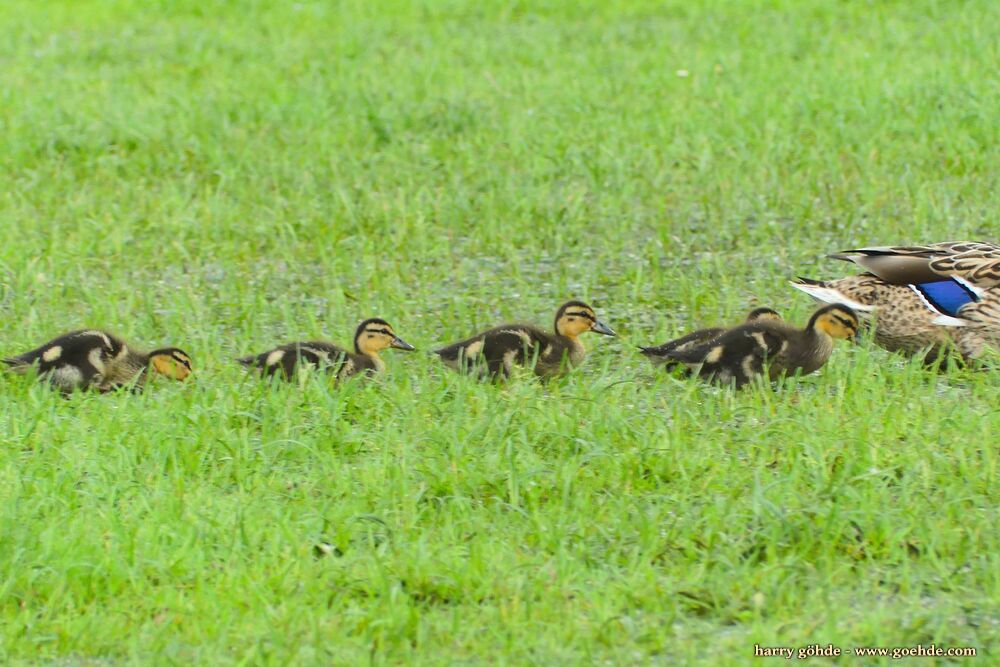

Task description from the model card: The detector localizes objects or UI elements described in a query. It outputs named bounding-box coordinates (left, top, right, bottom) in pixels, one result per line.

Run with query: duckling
left=3, top=329, right=192, bottom=394
left=639, top=307, right=782, bottom=369
left=792, top=241, right=999, bottom=362
left=238, top=318, right=414, bottom=380
left=660, top=304, right=859, bottom=387
left=433, top=300, right=615, bottom=379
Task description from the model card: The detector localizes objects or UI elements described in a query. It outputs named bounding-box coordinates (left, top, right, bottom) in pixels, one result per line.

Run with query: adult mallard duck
left=791, top=241, right=999, bottom=363
left=3, top=329, right=192, bottom=393
left=434, top=300, right=615, bottom=379
left=238, top=318, right=414, bottom=381
left=639, top=307, right=782, bottom=369
left=660, top=304, right=859, bottom=388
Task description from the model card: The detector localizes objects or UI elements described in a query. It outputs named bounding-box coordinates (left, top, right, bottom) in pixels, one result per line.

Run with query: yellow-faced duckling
left=434, top=300, right=615, bottom=379
left=661, top=304, right=859, bottom=387
left=792, top=241, right=1000, bottom=362
left=238, top=318, right=414, bottom=380
left=3, top=329, right=192, bottom=394
left=640, top=307, right=782, bottom=369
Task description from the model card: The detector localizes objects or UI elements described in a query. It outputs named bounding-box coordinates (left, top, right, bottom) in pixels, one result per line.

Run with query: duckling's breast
left=794, top=332, right=835, bottom=375
left=536, top=337, right=584, bottom=374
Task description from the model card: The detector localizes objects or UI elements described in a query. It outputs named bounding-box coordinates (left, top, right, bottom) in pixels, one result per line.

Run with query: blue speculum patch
left=912, top=279, right=978, bottom=316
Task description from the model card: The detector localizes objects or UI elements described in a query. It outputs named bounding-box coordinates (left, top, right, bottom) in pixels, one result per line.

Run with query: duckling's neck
left=559, top=332, right=585, bottom=361
left=362, top=350, right=385, bottom=372
left=802, top=325, right=835, bottom=364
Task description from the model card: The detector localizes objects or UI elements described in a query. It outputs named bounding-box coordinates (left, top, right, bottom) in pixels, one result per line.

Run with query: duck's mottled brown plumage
left=792, top=276, right=987, bottom=361
left=794, top=240, right=1000, bottom=362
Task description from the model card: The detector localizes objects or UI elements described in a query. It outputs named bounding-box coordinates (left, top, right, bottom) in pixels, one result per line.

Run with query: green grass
left=1, top=0, right=998, bottom=663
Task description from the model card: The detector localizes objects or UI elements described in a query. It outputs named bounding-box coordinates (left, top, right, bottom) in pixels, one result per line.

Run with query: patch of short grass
left=1, top=0, right=998, bottom=663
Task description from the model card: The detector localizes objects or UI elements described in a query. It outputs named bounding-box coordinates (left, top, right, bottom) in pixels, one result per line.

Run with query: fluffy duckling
left=238, top=318, right=414, bottom=380
left=661, top=304, right=859, bottom=387
left=639, top=307, right=782, bottom=369
left=792, top=241, right=999, bottom=362
left=433, top=300, right=615, bottom=379
left=3, top=329, right=192, bottom=394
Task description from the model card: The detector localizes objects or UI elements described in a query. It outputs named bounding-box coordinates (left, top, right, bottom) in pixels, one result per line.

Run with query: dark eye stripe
left=568, top=311, right=595, bottom=321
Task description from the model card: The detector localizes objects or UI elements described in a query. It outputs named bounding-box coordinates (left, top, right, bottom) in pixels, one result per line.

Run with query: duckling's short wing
left=640, top=327, right=726, bottom=361
left=664, top=324, right=787, bottom=387
left=435, top=325, right=549, bottom=376
left=4, top=330, right=121, bottom=391
left=239, top=341, right=351, bottom=379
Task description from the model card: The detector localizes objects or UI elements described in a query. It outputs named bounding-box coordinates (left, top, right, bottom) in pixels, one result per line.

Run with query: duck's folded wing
left=929, top=253, right=1000, bottom=290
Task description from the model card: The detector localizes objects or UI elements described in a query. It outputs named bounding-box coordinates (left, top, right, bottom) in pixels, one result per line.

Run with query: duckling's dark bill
left=392, top=336, right=416, bottom=351
left=592, top=321, right=616, bottom=336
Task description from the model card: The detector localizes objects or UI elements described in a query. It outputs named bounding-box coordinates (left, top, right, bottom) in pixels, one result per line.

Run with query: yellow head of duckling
left=809, top=304, right=860, bottom=341
left=149, top=348, right=194, bottom=381
left=554, top=301, right=616, bottom=339
left=354, top=318, right=415, bottom=356
left=746, top=307, right=782, bottom=323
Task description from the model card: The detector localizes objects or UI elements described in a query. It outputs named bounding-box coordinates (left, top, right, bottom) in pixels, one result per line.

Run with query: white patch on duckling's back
left=79, top=330, right=112, bottom=347
left=499, top=329, right=534, bottom=348
left=88, top=347, right=106, bottom=372
left=463, top=340, right=485, bottom=358
left=300, top=346, right=330, bottom=361
left=502, top=349, right=518, bottom=375
left=705, top=346, right=724, bottom=364
left=42, top=346, right=62, bottom=362
left=266, top=349, right=285, bottom=367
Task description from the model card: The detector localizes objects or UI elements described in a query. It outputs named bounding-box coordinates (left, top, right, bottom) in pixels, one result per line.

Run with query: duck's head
left=808, top=304, right=860, bottom=341
left=149, top=348, right=194, bottom=381
left=746, top=307, right=782, bottom=323
left=354, top=318, right=415, bottom=356
left=554, top=301, right=616, bottom=338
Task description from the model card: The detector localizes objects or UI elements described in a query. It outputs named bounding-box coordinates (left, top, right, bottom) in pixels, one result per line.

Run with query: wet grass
left=1, top=0, right=998, bottom=664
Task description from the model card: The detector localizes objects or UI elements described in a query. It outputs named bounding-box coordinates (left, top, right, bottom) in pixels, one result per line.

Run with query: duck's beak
left=391, top=336, right=416, bottom=351
left=591, top=320, right=616, bottom=336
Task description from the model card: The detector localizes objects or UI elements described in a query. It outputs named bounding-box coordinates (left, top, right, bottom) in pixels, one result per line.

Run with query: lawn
left=0, top=0, right=998, bottom=664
